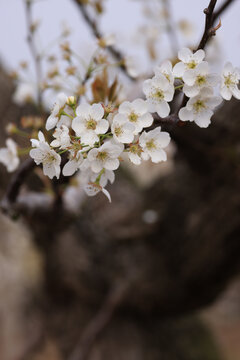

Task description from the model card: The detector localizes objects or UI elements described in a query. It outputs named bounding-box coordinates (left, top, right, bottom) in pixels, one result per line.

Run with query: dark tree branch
left=1, top=158, right=35, bottom=213
left=68, top=283, right=128, bottom=360
left=72, top=0, right=136, bottom=81
left=197, top=0, right=218, bottom=50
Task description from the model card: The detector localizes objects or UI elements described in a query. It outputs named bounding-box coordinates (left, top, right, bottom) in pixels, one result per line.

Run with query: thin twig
left=68, top=283, right=128, bottom=360
left=212, top=0, right=237, bottom=23
left=25, top=0, right=43, bottom=108
left=72, top=0, right=135, bottom=81
left=162, top=0, right=179, bottom=56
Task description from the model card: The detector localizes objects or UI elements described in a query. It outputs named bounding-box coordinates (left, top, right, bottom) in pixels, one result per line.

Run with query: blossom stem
left=58, top=149, right=69, bottom=155
left=95, top=169, right=105, bottom=185
left=18, top=147, right=32, bottom=156
left=61, top=111, right=74, bottom=119
left=174, top=84, right=184, bottom=90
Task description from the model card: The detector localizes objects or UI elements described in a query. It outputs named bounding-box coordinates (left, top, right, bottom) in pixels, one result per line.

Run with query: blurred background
left=0, top=0, right=240, bottom=359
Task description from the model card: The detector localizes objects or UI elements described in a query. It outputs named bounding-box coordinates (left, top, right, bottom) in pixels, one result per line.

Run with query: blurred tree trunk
left=0, top=65, right=239, bottom=360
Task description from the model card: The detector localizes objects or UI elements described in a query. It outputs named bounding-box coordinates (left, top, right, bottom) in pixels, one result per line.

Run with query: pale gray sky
left=0, top=0, right=239, bottom=73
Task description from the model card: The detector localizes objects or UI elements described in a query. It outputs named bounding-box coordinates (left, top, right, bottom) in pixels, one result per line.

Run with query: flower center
left=44, top=152, right=57, bottom=164
left=128, top=112, right=138, bottom=122
left=152, top=90, right=164, bottom=100
left=86, top=118, right=97, bottom=130
left=129, top=144, right=142, bottom=156
left=196, top=75, right=206, bottom=86
left=193, top=100, right=205, bottom=112
left=187, top=61, right=197, bottom=69
left=97, top=151, right=108, bottom=161
left=146, top=139, right=156, bottom=150
left=114, top=126, right=123, bottom=136
left=224, top=75, right=235, bottom=87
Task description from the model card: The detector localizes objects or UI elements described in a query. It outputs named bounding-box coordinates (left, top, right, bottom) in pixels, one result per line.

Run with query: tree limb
left=68, top=283, right=128, bottom=360
left=1, top=158, right=35, bottom=214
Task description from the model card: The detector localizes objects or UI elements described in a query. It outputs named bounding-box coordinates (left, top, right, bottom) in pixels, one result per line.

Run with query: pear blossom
left=84, top=183, right=112, bottom=202
left=220, top=62, right=240, bottom=100
left=62, top=150, right=83, bottom=176
left=139, top=127, right=171, bottom=163
left=30, top=131, right=48, bottom=148
left=154, top=60, right=174, bottom=85
left=50, top=125, right=71, bottom=149
left=125, top=56, right=140, bottom=78
left=98, top=34, right=116, bottom=48
left=87, top=141, right=123, bottom=173
left=0, top=139, right=19, bottom=172
left=81, top=168, right=115, bottom=189
left=13, top=82, right=36, bottom=106
left=111, top=114, right=135, bottom=143
left=30, top=142, right=61, bottom=179
left=179, top=87, right=222, bottom=128
left=91, top=169, right=115, bottom=188
left=127, top=143, right=143, bottom=165
left=143, top=75, right=174, bottom=117
left=117, top=98, right=153, bottom=135
left=72, top=103, right=108, bottom=146
left=173, top=47, right=205, bottom=77
left=46, top=93, right=68, bottom=130
left=182, top=61, right=219, bottom=97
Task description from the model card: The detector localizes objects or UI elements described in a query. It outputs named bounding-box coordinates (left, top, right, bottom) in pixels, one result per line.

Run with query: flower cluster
left=1, top=48, right=239, bottom=203
left=29, top=93, right=170, bottom=201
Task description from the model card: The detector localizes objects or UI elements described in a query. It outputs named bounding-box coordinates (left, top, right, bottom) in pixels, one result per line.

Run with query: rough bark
left=0, top=65, right=240, bottom=359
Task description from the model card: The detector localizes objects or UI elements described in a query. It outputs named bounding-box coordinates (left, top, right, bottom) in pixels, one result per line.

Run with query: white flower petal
left=178, top=47, right=192, bottom=62
left=173, top=62, right=186, bottom=77
left=156, top=101, right=170, bottom=118
left=76, top=103, right=91, bottom=117
left=46, top=115, right=58, bottom=130
left=95, top=119, right=109, bottom=134
left=90, top=103, right=104, bottom=120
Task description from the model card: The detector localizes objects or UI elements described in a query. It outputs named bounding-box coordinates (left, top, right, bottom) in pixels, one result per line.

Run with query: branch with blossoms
left=0, top=0, right=240, bottom=207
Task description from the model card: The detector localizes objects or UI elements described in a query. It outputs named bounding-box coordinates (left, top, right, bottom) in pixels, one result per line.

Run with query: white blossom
left=182, top=61, right=219, bottom=97
left=51, top=125, right=71, bottom=149
left=30, top=142, right=61, bottom=179
left=220, top=62, right=240, bottom=100
left=179, top=87, right=222, bottom=128
left=127, top=143, right=143, bottom=165
left=173, top=47, right=205, bottom=77
left=139, top=127, right=171, bottom=163
left=125, top=56, right=140, bottom=78
left=13, top=83, right=36, bottom=106
left=143, top=75, right=174, bottom=117
left=81, top=168, right=115, bottom=189
left=154, top=60, right=174, bottom=85
left=98, top=34, right=116, bottom=47
left=72, top=103, right=108, bottom=146
left=84, top=183, right=112, bottom=202
left=87, top=141, right=123, bottom=173
left=0, top=139, right=19, bottom=172
left=46, top=93, right=68, bottom=130
left=117, top=98, right=153, bottom=135
left=111, top=114, right=135, bottom=143
left=31, top=131, right=47, bottom=148
left=62, top=151, right=83, bottom=176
